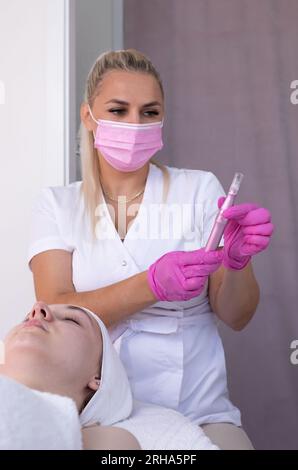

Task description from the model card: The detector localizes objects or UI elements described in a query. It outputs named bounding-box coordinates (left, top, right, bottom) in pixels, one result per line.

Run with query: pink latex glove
left=147, top=248, right=223, bottom=301
left=218, top=196, right=274, bottom=270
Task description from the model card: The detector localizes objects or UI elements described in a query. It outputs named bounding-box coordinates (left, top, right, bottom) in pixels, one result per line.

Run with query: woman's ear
left=88, top=376, right=101, bottom=392
left=80, top=102, right=94, bottom=131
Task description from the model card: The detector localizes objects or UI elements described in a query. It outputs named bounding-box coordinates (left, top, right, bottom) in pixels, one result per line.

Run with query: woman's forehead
left=98, top=70, right=163, bottom=100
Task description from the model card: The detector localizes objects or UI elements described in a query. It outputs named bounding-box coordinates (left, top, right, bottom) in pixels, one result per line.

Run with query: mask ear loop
left=88, top=104, right=100, bottom=124
left=87, top=104, right=99, bottom=140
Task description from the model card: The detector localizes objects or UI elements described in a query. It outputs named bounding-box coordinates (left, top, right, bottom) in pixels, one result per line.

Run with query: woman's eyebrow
left=142, top=101, right=161, bottom=108
left=105, top=99, right=161, bottom=107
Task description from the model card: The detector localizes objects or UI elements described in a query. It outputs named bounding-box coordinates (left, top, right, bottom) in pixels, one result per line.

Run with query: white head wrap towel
left=75, top=306, right=133, bottom=427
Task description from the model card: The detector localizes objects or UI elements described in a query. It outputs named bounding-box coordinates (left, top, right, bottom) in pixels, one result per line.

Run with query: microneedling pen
left=205, top=172, right=244, bottom=252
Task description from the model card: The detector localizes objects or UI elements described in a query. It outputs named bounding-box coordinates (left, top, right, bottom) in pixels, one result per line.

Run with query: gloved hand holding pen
left=218, top=196, right=274, bottom=270
left=147, top=248, right=223, bottom=302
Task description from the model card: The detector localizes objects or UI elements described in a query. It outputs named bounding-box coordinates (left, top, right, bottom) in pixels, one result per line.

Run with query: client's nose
left=28, top=301, right=53, bottom=322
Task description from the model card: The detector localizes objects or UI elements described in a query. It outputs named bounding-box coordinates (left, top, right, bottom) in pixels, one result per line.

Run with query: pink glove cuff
left=147, top=263, right=167, bottom=301
left=222, top=252, right=251, bottom=271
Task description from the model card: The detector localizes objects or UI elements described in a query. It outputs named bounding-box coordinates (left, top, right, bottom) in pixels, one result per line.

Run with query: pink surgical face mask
left=88, top=105, right=164, bottom=172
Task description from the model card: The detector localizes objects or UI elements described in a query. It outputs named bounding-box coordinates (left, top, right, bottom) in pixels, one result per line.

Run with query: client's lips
left=22, top=319, right=46, bottom=331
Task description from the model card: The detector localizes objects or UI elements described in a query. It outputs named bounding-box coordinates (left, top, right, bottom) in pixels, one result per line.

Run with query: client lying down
left=0, top=302, right=218, bottom=450
left=0, top=301, right=138, bottom=450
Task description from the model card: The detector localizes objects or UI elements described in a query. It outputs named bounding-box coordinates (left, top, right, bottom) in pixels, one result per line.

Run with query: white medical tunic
left=27, top=163, right=241, bottom=426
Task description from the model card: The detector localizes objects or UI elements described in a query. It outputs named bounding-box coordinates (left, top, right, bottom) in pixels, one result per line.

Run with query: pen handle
left=205, top=193, right=235, bottom=251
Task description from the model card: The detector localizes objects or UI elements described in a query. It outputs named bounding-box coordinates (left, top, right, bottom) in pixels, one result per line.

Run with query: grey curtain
left=124, top=0, right=298, bottom=449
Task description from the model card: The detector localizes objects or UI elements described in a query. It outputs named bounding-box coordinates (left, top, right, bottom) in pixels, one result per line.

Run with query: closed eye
left=64, top=317, right=80, bottom=326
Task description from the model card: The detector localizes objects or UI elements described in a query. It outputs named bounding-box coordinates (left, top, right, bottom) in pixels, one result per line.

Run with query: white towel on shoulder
left=0, top=376, right=82, bottom=450
left=113, top=400, right=219, bottom=450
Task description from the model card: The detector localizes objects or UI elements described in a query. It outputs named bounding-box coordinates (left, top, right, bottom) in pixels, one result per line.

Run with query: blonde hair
left=78, top=49, right=170, bottom=240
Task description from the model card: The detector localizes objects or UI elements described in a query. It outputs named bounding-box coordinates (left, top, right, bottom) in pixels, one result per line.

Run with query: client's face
left=3, top=302, right=102, bottom=405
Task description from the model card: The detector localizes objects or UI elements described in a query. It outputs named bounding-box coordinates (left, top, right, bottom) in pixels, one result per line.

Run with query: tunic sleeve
left=201, top=172, right=227, bottom=248
left=27, top=187, right=73, bottom=270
